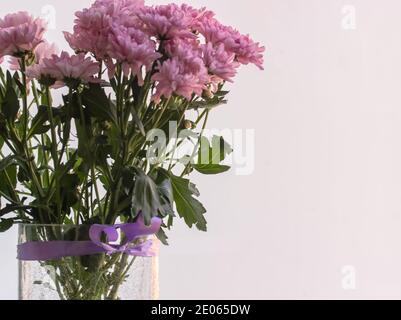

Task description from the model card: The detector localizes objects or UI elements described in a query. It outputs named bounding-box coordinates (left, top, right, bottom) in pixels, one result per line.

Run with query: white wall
left=2, top=0, right=401, bottom=300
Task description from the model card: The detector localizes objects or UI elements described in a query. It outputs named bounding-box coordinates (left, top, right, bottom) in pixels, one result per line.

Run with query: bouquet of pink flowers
left=0, top=0, right=264, bottom=300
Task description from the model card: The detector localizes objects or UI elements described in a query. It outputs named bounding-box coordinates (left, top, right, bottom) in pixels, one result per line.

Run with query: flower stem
left=91, top=166, right=104, bottom=220
left=180, top=110, right=210, bottom=177
left=20, top=58, right=28, bottom=145
left=45, top=86, right=59, bottom=166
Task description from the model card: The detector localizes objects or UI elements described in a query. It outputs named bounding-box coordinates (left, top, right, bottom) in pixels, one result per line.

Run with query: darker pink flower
left=26, top=51, right=100, bottom=86
left=0, top=12, right=46, bottom=57
left=152, top=40, right=209, bottom=102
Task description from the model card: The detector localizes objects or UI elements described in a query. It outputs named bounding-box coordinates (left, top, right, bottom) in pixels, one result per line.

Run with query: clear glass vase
left=18, top=224, right=159, bottom=300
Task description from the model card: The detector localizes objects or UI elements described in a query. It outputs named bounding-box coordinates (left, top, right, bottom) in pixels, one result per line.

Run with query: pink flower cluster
left=64, top=0, right=265, bottom=101
left=0, top=11, right=99, bottom=88
left=0, top=1, right=265, bottom=98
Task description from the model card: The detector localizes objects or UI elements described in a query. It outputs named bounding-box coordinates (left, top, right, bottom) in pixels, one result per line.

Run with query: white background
left=2, top=0, right=401, bottom=300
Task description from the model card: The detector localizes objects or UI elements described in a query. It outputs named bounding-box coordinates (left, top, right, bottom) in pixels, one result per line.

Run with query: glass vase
left=18, top=224, right=159, bottom=300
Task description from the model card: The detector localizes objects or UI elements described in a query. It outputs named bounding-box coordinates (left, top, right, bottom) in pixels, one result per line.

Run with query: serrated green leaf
left=131, top=169, right=164, bottom=224
left=156, top=175, right=174, bottom=217
left=159, top=169, right=207, bottom=231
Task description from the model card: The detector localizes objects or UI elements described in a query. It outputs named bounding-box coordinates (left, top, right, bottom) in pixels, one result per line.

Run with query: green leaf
left=13, top=72, right=25, bottom=96
left=29, top=105, right=52, bottom=137
left=131, top=169, right=164, bottom=224
left=157, top=227, right=169, bottom=245
left=0, top=155, right=17, bottom=171
left=218, top=136, right=233, bottom=162
left=0, top=219, right=13, bottom=232
left=60, top=174, right=80, bottom=189
left=1, top=72, right=20, bottom=121
left=193, top=136, right=232, bottom=175
left=199, top=136, right=232, bottom=164
left=81, top=83, right=117, bottom=124
left=0, top=204, right=31, bottom=217
left=160, top=169, right=207, bottom=231
left=156, top=174, right=175, bottom=217
left=215, top=90, right=230, bottom=97
left=130, top=107, right=145, bottom=136
left=0, top=164, right=17, bottom=201
left=193, top=164, right=230, bottom=175
left=17, top=166, right=29, bottom=183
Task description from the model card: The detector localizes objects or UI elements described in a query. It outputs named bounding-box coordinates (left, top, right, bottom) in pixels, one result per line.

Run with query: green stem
left=167, top=109, right=208, bottom=171
left=20, top=58, right=28, bottom=145
left=31, top=81, right=40, bottom=106
left=57, top=89, right=72, bottom=167
left=91, top=166, right=104, bottom=220
left=181, top=110, right=210, bottom=177
left=45, top=86, right=59, bottom=166
left=76, top=174, right=89, bottom=224
left=107, top=254, right=131, bottom=300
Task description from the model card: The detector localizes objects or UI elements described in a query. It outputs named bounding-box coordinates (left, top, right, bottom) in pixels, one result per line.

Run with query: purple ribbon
left=17, top=216, right=162, bottom=261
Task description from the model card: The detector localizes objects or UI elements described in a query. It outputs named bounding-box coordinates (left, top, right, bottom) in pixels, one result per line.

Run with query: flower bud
left=203, top=88, right=214, bottom=99
left=99, top=121, right=111, bottom=131
left=183, top=120, right=194, bottom=130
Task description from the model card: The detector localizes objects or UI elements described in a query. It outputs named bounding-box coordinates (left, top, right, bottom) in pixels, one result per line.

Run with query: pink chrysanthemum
left=95, top=0, right=144, bottom=12
left=107, top=24, right=161, bottom=83
left=198, top=19, right=265, bottom=70
left=137, top=4, right=197, bottom=40
left=152, top=40, right=209, bottom=103
left=202, top=43, right=239, bottom=82
left=233, top=33, right=265, bottom=69
left=26, top=51, right=100, bottom=86
left=9, top=41, right=58, bottom=71
left=64, top=0, right=144, bottom=59
left=180, top=4, right=215, bottom=27
left=0, top=11, right=46, bottom=58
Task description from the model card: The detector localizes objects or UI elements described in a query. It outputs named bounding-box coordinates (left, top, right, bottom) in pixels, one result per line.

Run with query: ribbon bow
left=17, top=216, right=162, bottom=261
